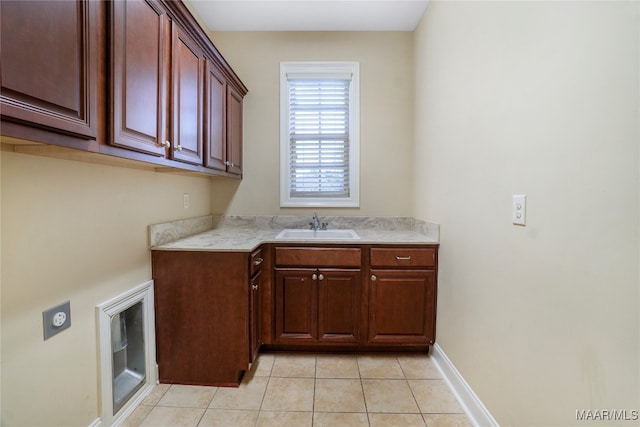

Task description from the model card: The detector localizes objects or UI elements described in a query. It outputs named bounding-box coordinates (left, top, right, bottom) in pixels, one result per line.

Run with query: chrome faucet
left=309, top=212, right=327, bottom=230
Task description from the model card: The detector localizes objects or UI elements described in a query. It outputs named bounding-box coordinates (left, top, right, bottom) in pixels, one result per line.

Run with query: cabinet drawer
left=370, top=247, right=436, bottom=268
left=250, top=248, right=264, bottom=276
left=275, top=247, right=361, bottom=268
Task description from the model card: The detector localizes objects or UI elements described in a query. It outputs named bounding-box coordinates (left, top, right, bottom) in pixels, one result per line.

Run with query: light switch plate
left=512, top=195, right=526, bottom=226
left=43, top=300, right=71, bottom=340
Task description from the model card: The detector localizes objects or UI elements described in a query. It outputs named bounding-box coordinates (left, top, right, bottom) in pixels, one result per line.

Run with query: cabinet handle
left=371, top=275, right=377, bottom=281
left=225, top=161, right=235, bottom=167
left=252, top=284, right=259, bottom=291
left=318, top=273, right=324, bottom=281
left=253, top=257, right=264, bottom=266
left=396, top=256, right=412, bottom=261
left=311, top=273, right=318, bottom=281
left=158, top=140, right=170, bottom=149
left=175, top=144, right=183, bottom=152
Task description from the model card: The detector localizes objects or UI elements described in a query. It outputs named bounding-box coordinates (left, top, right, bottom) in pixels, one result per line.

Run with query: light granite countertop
left=150, top=215, right=439, bottom=253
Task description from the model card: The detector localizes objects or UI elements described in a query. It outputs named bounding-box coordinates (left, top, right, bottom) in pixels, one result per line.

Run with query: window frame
left=279, top=61, right=360, bottom=208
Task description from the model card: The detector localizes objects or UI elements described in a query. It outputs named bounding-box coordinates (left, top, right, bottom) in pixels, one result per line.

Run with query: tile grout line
left=311, top=355, right=317, bottom=426
left=355, top=355, right=373, bottom=427
left=254, top=354, right=275, bottom=427
left=398, top=356, right=429, bottom=427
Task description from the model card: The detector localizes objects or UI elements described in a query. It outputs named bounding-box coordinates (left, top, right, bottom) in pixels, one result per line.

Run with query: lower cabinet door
left=317, top=269, right=361, bottom=343
left=250, top=272, right=261, bottom=362
left=368, top=269, right=436, bottom=344
left=274, top=269, right=317, bottom=344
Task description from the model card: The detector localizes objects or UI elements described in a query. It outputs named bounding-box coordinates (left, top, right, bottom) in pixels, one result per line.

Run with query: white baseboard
left=431, top=343, right=500, bottom=427
left=88, top=418, right=101, bottom=427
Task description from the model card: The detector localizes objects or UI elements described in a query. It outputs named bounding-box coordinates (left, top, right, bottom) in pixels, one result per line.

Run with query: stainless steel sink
left=275, top=229, right=360, bottom=241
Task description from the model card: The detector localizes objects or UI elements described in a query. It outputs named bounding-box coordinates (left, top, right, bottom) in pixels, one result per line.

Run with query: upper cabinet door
left=204, top=60, right=227, bottom=171
left=110, top=0, right=168, bottom=156
left=0, top=0, right=98, bottom=139
left=226, top=86, right=243, bottom=176
left=171, top=24, right=204, bottom=165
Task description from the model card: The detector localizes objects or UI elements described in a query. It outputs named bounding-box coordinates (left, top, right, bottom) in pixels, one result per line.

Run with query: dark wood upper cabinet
left=0, top=0, right=98, bottom=139
left=110, top=0, right=168, bottom=156
left=226, top=85, right=244, bottom=176
left=204, top=60, right=227, bottom=171
left=204, top=66, right=242, bottom=175
left=1, top=0, right=247, bottom=177
left=171, top=24, right=204, bottom=165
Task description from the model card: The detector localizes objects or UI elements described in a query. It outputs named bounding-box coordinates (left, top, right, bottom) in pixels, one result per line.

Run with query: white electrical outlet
left=43, top=300, right=71, bottom=340
left=52, top=311, right=67, bottom=327
left=512, top=195, right=526, bottom=226
left=183, top=193, right=190, bottom=209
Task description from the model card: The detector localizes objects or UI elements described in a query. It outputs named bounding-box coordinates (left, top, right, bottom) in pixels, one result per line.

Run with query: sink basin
left=275, top=229, right=360, bottom=241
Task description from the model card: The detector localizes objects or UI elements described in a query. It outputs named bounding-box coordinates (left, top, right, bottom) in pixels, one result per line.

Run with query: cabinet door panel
left=152, top=251, right=249, bottom=386
left=368, top=269, right=436, bottom=344
left=111, top=0, right=167, bottom=155
left=226, top=85, right=243, bottom=175
left=318, top=270, right=361, bottom=343
left=1, top=0, right=97, bottom=138
left=171, top=24, right=204, bottom=165
left=250, top=272, right=261, bottom=363
left=274, top=269, right=317, bottom=343
left=204, top=61, right=226, bottom=170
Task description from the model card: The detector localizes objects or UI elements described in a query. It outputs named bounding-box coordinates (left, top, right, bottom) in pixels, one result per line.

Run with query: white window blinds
left=288, top=78, right=351, bottom=198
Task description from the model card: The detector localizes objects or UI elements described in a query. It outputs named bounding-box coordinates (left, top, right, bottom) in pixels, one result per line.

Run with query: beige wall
left=208, top=31, right=414, bottom=216
left=0, top=151, right=211, bottom=426
left=413, top=1, right=639, bottom=425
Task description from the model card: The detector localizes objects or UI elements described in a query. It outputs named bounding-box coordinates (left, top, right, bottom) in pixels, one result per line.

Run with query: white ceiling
left=185, top=0, right=430, bottom=32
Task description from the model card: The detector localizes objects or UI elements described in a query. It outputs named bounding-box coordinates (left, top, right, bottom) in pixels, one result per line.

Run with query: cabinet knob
left=175, top=144, right=183, bottom=152
left=158, top=140, right=170, bottom=149
left=371, top=275, right=377, bottom=281
left=318, top=273, right=324, bottom=281
left=252, top=284, right=259, bottom=291
left=253, top=257, right=264, bottom=266
left=311, top=274, right=318, bottom=281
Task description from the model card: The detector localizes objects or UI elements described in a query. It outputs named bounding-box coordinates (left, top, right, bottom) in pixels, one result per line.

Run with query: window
left=280, top=62, right=360, bottom=207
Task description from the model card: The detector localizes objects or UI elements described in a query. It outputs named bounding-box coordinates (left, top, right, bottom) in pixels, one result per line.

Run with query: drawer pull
left=253, top=257, right=264, bottom=266
left=396, top=256, right=412, bottom=261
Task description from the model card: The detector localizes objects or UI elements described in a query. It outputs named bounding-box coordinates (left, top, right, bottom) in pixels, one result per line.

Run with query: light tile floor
left=122, top=352, right=474, bottom=427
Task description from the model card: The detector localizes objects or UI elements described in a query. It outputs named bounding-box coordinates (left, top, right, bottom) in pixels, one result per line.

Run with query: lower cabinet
left=367, top=269, right=436, bottom=344
left=249, top=248, right=264, bottom=363
left=152, top=250, right=258, bottom=386
left=151, top=243, right=438, bottom=386
left=274, top=268, right=361, bottom=345
left=367, top=246, right=438, bottom=345
left=271, top=244, right=438, bottom=350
